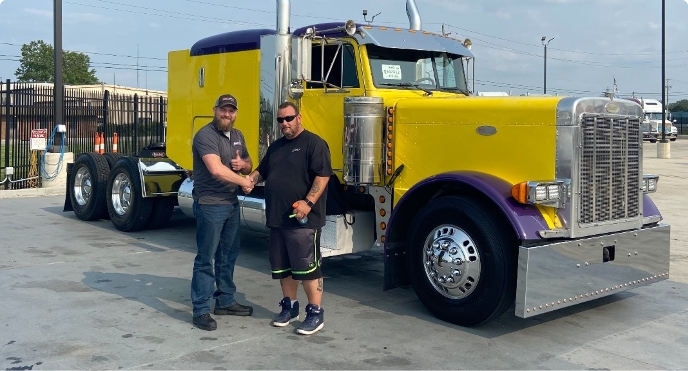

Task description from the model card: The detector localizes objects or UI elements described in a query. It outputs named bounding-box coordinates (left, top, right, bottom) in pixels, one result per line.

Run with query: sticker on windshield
left=381, top=64, right=402, bottom=80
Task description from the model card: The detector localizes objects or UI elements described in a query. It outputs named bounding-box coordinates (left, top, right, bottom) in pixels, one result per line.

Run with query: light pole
left=541, top=36, right=554, bottom=94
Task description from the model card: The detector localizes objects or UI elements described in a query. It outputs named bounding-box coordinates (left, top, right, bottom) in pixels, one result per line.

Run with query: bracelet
left=304, top=199, right=314, bottom=207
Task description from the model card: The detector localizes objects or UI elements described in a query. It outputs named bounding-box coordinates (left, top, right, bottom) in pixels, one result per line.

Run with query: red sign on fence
left=30, top=129, right=48, bottom=151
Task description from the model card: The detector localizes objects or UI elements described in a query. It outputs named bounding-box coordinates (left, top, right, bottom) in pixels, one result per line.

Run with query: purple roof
left=190, top=29, right=276, bottom=56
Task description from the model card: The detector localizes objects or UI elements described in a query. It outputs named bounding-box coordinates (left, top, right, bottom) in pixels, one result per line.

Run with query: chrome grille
left=579, top=116, right=640, bottom=224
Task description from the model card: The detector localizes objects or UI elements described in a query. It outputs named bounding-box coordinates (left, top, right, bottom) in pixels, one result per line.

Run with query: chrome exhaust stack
left=406, top=0, right=422, bottom=30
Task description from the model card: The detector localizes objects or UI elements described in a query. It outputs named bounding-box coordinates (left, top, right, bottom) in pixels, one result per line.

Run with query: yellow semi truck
left=65, top=0, right=670, bottom=326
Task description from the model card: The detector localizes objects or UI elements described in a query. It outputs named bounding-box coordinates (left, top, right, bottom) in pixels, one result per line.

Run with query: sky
left=1, top=0, right=688, bottom=102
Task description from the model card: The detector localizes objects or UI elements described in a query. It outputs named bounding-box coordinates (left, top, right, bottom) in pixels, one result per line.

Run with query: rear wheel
left=69, top=152, right=109, bottom=221
left=407, top=195, right=517, bottom=326
left=102, top=152, right=125, bottom=169
left=106, top=157, right=153, bottom=231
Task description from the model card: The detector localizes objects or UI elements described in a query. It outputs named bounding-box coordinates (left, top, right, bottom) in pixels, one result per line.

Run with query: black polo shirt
left=192, top=121, right=249, bottom=204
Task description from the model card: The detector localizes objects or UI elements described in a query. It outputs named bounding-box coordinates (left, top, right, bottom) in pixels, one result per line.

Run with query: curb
left=0, top=187, right=65, bottom=199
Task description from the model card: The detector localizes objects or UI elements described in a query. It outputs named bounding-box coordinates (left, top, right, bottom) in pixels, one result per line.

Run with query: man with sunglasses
left=190, top=94, right=255, bottom=331
left=246, top=101, right=333, bottom=335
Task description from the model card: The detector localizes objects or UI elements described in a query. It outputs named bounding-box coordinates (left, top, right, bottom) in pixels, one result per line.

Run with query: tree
left=668, top=99, right=688, bottom=112
left=14, top=40, right=100, bottom=84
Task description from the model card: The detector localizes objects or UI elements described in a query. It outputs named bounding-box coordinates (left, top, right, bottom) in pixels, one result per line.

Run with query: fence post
left=3, top=79, right=10, bottom=190
left=133, top=94, right=139, bottom=154
left=159, top=95, right=165, bottom=143
left=103, top=90, right=109, bottom=153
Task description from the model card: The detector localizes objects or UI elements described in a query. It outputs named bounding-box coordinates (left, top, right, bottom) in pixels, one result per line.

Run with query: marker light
left=641, top=174, right=659, bottom=193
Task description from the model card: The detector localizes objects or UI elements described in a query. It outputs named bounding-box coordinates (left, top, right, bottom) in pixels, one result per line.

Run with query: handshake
left=241, top=175, right=255, bottom=194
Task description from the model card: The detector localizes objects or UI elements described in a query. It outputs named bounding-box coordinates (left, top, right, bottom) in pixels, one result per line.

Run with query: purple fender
left=643, top=194, right=662, bottom=221
left=386, top=171, right=549, bottom=244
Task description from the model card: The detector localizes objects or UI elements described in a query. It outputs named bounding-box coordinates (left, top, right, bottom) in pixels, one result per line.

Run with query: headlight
left=511, top=180, right=569, bottom=208
left=642, top=174, right=659, bottom=193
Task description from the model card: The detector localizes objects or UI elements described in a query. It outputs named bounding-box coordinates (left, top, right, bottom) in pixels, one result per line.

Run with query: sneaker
left=296, top=304, right=324, bottom=335
left=214, top=302, right=253, bottom=316
left=193, top=313, right=217, bottom=331
left=272, top=297, right=299, bottom=327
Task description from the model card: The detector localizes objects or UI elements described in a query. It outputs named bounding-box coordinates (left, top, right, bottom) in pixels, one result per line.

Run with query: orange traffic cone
left=113, top=132, right=118, bottom=153
left=94, top=132, right=100, bottom=152
left=99, top=132, right=105, bottom=154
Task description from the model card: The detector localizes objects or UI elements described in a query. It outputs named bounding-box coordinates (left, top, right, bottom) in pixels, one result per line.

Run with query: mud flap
left=383, top=241, right=410, bottom=290
left=63, top=162, right=73, bottom=212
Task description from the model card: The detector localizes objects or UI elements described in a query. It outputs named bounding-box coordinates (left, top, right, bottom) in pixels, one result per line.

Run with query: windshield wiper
left=379, top=83, right=433, bottom=96
left=439, top=86, right=470, bottom=95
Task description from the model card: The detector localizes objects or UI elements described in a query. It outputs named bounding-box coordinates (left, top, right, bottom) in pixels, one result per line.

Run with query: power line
left=65, top=0, right=271, bottom=27
left=0, top=41, right=165, bottom=61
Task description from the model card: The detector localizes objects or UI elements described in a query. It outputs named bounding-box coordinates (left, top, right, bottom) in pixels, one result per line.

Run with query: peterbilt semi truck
left=64, top=0, right=671, bottom=326
left=631, top=98, right=677, bottom=142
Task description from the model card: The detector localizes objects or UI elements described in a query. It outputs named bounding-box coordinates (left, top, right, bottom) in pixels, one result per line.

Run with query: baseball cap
left=215, top=94, right=238, bottom=109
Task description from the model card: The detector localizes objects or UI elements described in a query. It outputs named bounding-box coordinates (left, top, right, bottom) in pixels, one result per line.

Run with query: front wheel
left=106, top=157, right=153, bottom=231
left=407, top=196, right=517, bottom=326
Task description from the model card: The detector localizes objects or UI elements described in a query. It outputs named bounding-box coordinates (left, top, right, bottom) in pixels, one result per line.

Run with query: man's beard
left=215, top=118, right=233, bottom=131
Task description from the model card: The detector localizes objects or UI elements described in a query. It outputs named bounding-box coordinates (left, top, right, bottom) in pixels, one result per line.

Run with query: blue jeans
left=191, top=201, right=241, bottom=317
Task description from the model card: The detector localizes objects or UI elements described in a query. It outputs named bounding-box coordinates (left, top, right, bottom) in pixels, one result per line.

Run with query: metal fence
left=1, top=79, right=166, bottom=190
left=672, top=115, right=688, bottom=135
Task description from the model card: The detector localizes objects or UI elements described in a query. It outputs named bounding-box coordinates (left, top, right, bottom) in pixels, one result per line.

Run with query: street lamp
left=541, top=36, right=554, bottom=94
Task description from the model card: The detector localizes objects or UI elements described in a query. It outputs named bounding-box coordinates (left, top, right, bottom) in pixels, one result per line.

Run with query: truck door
left=299, top=41, right=364, bottom=171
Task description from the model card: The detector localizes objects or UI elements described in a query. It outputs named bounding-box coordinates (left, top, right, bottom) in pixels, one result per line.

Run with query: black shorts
left=269, top=228, right=322, bottom=280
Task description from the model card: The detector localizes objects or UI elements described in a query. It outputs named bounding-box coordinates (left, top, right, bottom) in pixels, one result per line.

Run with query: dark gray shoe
left=193, top=313, right=217, bottom=331
left=214, top=302, right=253, bottom=316
left=296, top=304, right=324, bottom=335
left=272, top=297, right=299, bottom=327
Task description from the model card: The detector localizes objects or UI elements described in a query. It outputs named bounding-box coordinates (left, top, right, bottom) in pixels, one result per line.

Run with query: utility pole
left=541, top=36, right=554, bottom=94
left=658, top=0, right=670, bottom=158
left=666, top=78, right=671, bottom=107
left=51, top=0, right=65, bottom=152
left=136, top=44, right=139, bottom=88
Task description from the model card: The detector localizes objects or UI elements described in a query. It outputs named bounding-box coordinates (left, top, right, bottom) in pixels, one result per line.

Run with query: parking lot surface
left=1, top=140, right=687, bottom=370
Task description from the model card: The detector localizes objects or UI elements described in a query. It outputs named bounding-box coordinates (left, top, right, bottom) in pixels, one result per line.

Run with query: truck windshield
left=366, top=45, right=468, bottom=94
left=645, top=113, right=664, bottom=121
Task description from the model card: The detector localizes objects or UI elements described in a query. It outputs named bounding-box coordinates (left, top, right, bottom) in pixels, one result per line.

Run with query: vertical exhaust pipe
left=406, top=0, right=422, bottom=30
left=276, top=0, right=290, bottom=35
left=273, top=0, right=292, bottom=142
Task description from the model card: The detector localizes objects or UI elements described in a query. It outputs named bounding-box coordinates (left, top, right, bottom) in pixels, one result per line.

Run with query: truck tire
left=407, top=195, right=517, bottom=326
left=146, top=196, right=176, bottom=229
left=69, top=152, right=110, bottom=221
left=102, top=152, right=125, bottom=169
left=106, top=157, right=153, bottom=232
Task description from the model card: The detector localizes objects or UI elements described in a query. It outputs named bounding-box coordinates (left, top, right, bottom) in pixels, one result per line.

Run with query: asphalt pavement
left=1, top=139, right=687, bottom=370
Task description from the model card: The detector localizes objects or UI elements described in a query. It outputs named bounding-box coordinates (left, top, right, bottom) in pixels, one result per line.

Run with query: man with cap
left=190, top=93, right=255, bottom=331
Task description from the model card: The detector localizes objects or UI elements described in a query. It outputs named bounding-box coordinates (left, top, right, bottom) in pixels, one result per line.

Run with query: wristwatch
left=304, top=199, right=314, bottom=207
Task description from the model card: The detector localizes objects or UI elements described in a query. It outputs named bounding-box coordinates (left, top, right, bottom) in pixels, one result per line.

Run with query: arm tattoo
left=308, top=183, right=321, bottom=198
left=317, top=278, right=323, bottom=292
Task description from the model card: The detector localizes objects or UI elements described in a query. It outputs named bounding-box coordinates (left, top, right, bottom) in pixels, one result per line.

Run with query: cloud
left=65, top=12, right=107, bottom=24
left=23, top=8, right=52, bottom=18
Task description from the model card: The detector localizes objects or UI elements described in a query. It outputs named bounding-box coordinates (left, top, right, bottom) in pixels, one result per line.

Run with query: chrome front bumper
left=515, top=224, right=670, bottom=318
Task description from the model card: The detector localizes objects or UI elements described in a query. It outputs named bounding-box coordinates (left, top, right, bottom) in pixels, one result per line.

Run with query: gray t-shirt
left=192, top=121, right=250, bottom=205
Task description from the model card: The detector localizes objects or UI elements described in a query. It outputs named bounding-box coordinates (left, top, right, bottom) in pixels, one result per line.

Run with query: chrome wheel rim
left=111, top=172, right=132, bottom=216
left=423, top=224, right=481, bottom=299
left=73, top=166, right=92, bottom=206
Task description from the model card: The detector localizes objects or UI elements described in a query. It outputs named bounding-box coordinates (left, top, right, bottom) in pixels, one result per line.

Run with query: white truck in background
left=633, top=98, right=677, bottom=142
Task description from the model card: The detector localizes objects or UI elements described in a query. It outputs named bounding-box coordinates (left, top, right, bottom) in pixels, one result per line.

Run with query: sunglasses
left=276, top=114, right=297, bottom=123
